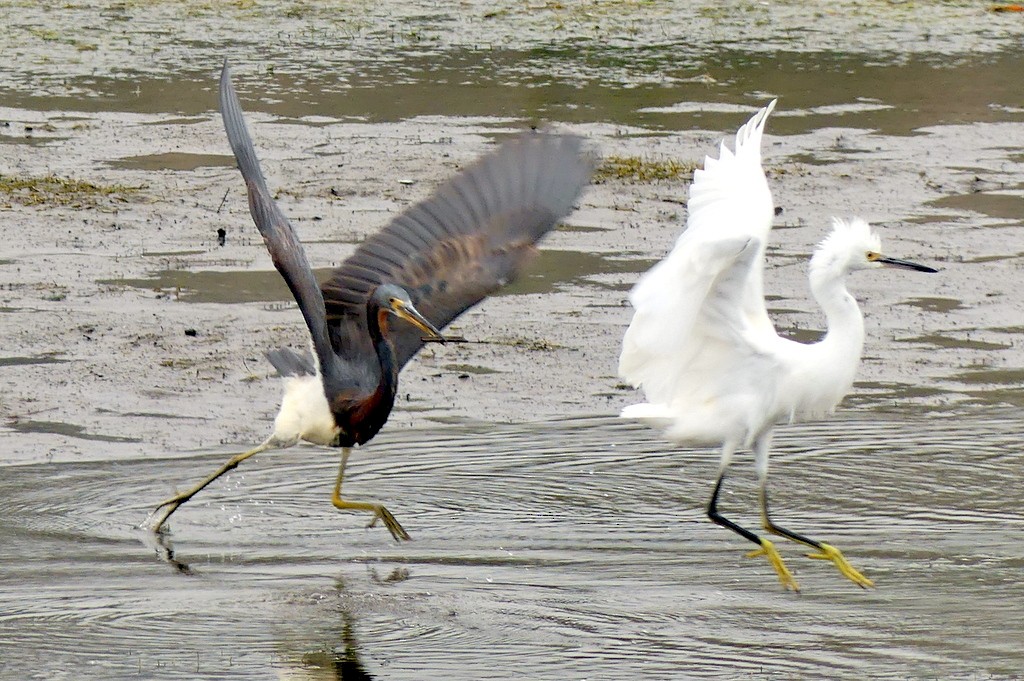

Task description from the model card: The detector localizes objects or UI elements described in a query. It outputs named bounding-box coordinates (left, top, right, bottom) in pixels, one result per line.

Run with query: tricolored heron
left=618, top=101, right=937, bottom=591
left=150, top=62, right=593, bottom=539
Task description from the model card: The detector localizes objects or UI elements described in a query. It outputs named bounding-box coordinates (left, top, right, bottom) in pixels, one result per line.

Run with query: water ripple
left=2, top=412, right=1023, bottom=678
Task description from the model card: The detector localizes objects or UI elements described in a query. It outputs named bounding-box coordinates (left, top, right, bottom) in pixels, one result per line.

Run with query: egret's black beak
left=875, top=255, right=938, bottom=273
left=391, top=299, right=445, bottom=342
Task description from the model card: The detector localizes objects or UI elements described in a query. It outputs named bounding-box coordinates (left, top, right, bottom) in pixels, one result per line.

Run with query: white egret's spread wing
left=619, top=102, right=781, bottom=444
left=685, top=99, right=777, bottom=334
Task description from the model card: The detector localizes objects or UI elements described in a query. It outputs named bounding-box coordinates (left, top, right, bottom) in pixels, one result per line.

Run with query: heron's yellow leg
left=759, top=484, right=873, bottom=589
left=331, top=448, right=410, bottom=542
left=807, top=543, right=874, bottom=588
left=149, top=438, right=274, bottom=533
left=747, top=539, right=799, bottom=592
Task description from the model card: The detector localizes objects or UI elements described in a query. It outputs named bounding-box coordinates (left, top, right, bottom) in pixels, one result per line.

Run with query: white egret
left=618, top=101, right=937, bottom=591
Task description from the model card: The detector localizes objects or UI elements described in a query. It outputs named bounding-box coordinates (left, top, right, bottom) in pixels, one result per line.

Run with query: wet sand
left=2, top=74, right=1022, bottom=462
left=1, top=2, right=1024, bottom=679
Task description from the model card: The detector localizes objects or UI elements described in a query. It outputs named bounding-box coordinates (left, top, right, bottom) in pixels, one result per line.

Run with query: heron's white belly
left=273, top=374, right=341, bottom=446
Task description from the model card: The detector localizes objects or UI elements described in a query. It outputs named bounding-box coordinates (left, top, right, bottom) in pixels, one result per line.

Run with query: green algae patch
left=0, top=174, right=141, bottom=208
left=593, top=156, right=697, bottom=184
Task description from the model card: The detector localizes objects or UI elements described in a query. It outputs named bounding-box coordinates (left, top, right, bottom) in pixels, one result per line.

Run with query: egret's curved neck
left=809, top=261, right=864, bottom=364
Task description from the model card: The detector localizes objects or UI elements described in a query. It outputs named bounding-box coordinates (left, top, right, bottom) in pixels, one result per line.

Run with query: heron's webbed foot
left=367, top=504, right=411, bottom=542
left=332, top=495, right=411, bottom=542
left=150, top=495, right=187, bottom=534
left=807, top=542, right=874, bottom=589
left=747, top=539, right=799, bottom=592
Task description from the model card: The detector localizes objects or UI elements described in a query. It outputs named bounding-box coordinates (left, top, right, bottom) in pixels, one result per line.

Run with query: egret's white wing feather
left=620, top=236, right=753, bottom=397
left=619, top=101, right=782, bottom=445
left=685, top=99, right=777, bottom=334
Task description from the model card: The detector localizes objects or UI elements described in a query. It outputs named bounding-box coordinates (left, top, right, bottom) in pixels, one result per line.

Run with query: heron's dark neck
left=367, top=305, right=400, bottom=398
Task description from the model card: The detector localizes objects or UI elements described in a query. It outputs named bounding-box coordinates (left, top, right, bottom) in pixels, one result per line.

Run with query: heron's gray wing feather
left=219, top=62, right=350, bottom=387
left=265, top=347, right=316, bottom=377
left=321, top=133, right=593, bottom=370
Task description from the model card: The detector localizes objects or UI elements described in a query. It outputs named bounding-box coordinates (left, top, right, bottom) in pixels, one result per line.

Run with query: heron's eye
left=866, top=251, right=879, bottom=261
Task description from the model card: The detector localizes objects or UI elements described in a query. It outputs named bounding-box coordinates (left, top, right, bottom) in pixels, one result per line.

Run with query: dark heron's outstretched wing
left=219, top=61, right=353, bottom=386
left=321, top=133, right=594, bottom=370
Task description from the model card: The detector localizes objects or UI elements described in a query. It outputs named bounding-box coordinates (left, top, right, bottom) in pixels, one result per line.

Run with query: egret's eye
left=866, top=251, right=880, bottom=261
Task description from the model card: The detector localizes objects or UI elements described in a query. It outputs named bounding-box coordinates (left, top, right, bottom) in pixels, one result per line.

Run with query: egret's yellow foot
left=807, top=542, right=873, bottom=588
left=747, top=539, right=799, bottom=592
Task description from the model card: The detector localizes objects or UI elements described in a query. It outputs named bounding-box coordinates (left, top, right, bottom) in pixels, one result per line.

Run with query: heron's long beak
left=391, top=300, right=445, bottom=341
left=875, top=255, right=938, bottom=273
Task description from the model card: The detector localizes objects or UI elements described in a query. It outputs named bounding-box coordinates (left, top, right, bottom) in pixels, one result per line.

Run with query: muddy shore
left=0, top=1, right=1022, bottom=466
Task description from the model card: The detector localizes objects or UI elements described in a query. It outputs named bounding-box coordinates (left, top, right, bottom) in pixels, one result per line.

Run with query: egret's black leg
left=331, top=448, right=410, bottom=542
left=758, top=481, right=873, bottom=589
left=759, top=484, right=822, bottom=547
left=707, top=470, right=799, bottom=592
left=750, top=432, right=872, bottom=588
left=707, top=473, right=761, bottom=544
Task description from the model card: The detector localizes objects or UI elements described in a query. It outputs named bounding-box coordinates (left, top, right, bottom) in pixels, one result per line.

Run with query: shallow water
left=4, top=47, right=1024, bottom=136
left=101, top=249, right=653, bottom=303
left=2, top=414, right=1023, bottom=679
